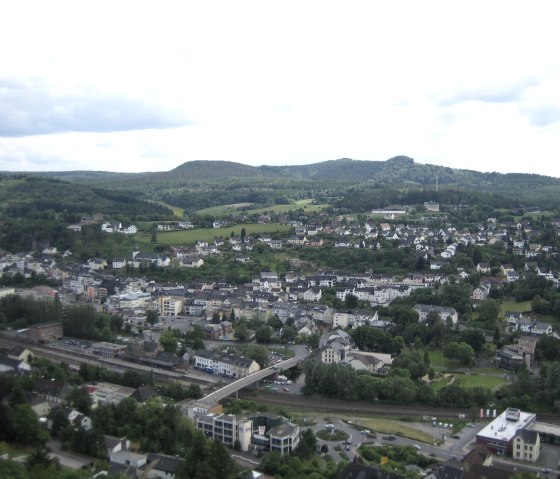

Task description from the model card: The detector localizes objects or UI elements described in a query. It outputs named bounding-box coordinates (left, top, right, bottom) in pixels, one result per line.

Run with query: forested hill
left=0, top=175, right=173, bottom=221
left=18, top=156, right=560, bottom=209
left=31, top=156, right=560, bottom=187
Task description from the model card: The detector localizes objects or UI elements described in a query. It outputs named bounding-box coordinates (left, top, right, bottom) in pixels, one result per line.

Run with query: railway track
left=238, top=391, right=560, bottom=424
left=0, top=335, right=212, bottom=386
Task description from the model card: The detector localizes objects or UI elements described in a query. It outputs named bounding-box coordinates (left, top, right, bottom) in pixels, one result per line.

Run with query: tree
left=344, top=294, right=358, bottom=309
left=423, top=350, right=431, bottom=367
left=477, top=299, right=501, bottom=324
left=245, top=344, right=269, bottom=369
left=67, top=386, right=92, bottom=415
left=261, top=451, right=283, bottom=475
left=146, top=310, right=159, bottom=326
left=255, top=325, right=272, bottom=343
left=12, top=403, right=48, bottom=447
left=159, top=330, right=177, bottom=353
left=305, top=332, right=320, bottom=350
left=280, top=326, right=297, bottom=343
left=233, top=322, right=250, bottom=342
left=295, top=428, right=317, bottom=459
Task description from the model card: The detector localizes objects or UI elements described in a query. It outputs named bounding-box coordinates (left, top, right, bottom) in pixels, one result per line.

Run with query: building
left=193, top=350, right=261, bottom=378
left=413, top=304, right=458, bottom=325
left=143, top=453, right=185, bottom=479
left=157, top=296, right=184, bottom=316
left=87, top=382, right=136, bottom=405
left=476, top=408, right=537, bottom=456
left=512, top=429, right=540, bottom=462
left=91, top=342, right=127, bottom=358
left=197, top=414, right=253, bottom=451
left=496, top=336, right=537, bottom=371
left=196, top=413, right=300, bottom=456
left=321, top=340, right=351, bottom=364
left=23, top=322, right=63, bottom=343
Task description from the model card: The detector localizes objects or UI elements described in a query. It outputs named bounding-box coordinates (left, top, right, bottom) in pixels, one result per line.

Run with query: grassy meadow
left=195, top=199, right=329, bottom=216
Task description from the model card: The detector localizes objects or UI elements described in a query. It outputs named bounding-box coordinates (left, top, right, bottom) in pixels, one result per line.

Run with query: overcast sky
left=1, top=1, right=560, bottom=177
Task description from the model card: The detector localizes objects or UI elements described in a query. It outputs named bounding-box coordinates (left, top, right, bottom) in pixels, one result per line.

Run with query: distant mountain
left=15, top=156, right=560, bottom=209
left=27, top=155, right=560, bottom=185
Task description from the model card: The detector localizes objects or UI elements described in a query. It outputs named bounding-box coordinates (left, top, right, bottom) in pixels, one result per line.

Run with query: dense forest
left=25, top=156, right=560, bottom=211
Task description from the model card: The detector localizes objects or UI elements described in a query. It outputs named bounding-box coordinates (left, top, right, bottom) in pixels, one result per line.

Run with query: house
left=34, top=378, right=71, bottom=404
left=66, top=408, right=93, bottom=430
left=342, top=350, right=393, bottom=374
left=302, top=287, right=322, bottom=302
left=512, top=429, right=540, bottom=462
left=413, top=304, right=458, bottom=325
left=516, top=319, right=553, bottom=336
left=504, top=311, right=524, bottom=327
left=87, top=258, right=107, bottom=271
left=142, top=453, right=185, bottom=479
left=321, top=340, right=351, bottom=364
left=180, top=256, right=204, bottom=268
left=112, top=258, right=127, bottom=269
left=471, top=284, right=490, bottom=301
left=506, top=271, right=521, bottom=282
left=476, top=262, right=491, bottom=274
left=104, top=435, right=130, bottom=455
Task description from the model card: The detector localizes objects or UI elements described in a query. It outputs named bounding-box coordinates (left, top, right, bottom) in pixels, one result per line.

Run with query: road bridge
left=198, top=347, right=311, bottom=406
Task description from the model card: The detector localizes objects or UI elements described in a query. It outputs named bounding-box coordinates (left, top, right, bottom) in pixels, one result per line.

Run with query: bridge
left=198, top=346, right=311, bottom=406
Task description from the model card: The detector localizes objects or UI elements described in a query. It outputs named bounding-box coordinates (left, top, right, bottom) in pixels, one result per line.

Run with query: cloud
left=520, top=105, right=560, bottom=127
left=433, top=77, right=541, bottom=107
left=0, top=78, right=191, bottom=137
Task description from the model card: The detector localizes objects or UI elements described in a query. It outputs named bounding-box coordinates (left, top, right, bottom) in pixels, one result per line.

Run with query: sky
left=1, top=1, right=560, bottom=177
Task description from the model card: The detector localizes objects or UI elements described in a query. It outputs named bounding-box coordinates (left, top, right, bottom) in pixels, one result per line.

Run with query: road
left=47, top=439, right=93, bottom=469
left=200, top=345, right=310, bottom=405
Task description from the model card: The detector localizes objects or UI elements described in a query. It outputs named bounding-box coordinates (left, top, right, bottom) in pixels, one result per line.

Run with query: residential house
left=476, top=262, right=491, bottom=274
left=512, top=429, right=540, bottom=462
left=302, top=287, right=322, bottom=302
left=142, top=453, right=185, bottom=479
left=88, top=258, right=107, bottom=271
left=34, top=378, right=71, bottom=405
left=413, top=304, right=458, bottom=325
left=66, top=408, right=93, bottom=430
left=180, top=256, right=204, bottom=268
left=112, top=258, right=127, bottom=269
left=471, top=284, right=490, bottom=301
left=517, top=319, right=553, bottom=336
left=321, top=340, right=352, bottom=364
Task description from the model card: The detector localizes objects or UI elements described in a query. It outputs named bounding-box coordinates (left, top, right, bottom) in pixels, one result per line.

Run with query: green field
left=430, top=372, right=507, bottom=391
left=195, top=203, right=255, bottom=216
left=136, top=223, right=293, bottom=246
left=423, top=349, right=454, bottom=370
left=148, top=200, right=185, bottom=218
left=195, top=199, right=329, bottom=216
left=500, top=299, right=532, bottom=317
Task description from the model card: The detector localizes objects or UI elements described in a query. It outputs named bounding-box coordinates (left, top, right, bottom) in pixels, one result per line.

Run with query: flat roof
left=477, top=409, right=536, bottom=443
left=530, top=421, right=560, bottom=436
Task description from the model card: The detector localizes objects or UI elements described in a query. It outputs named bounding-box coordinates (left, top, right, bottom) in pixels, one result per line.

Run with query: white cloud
left=1, top=1, right=560, bottom=176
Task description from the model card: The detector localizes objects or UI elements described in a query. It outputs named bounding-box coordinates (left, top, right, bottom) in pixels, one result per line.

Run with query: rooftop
left=477, top=408, right=536, bottom=443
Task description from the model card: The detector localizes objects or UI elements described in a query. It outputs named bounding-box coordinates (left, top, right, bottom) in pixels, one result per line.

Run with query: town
left=3, top=195, right=560, bottom=479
